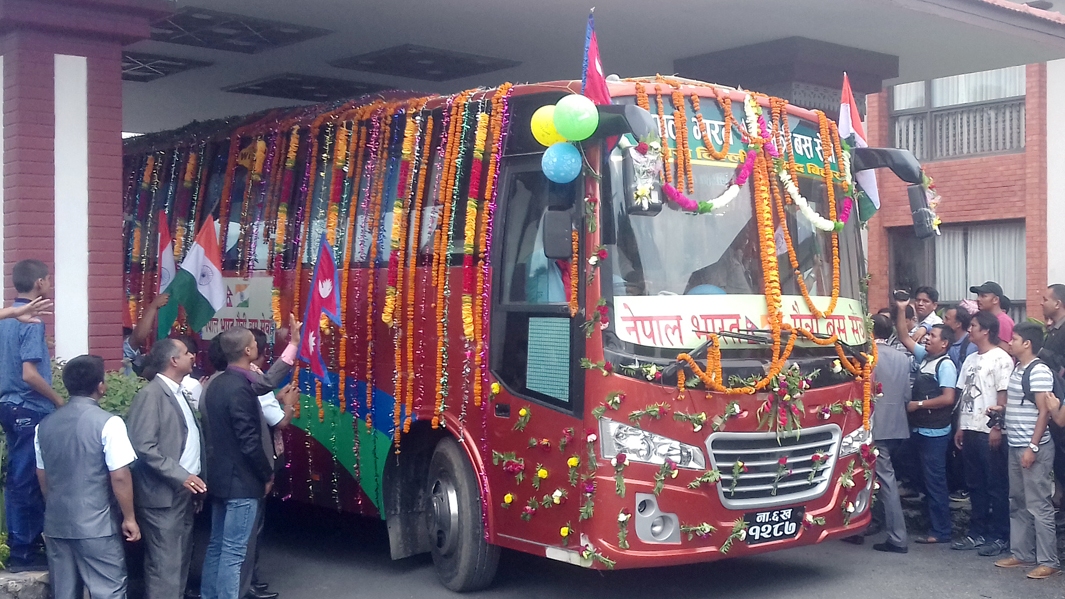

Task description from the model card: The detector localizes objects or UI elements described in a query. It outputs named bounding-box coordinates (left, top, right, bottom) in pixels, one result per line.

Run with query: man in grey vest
left=127, top=338, right=207, bottom=599
left=870, top=314, right=912, bottom=553
left=34, top=355, right=140, bottom=599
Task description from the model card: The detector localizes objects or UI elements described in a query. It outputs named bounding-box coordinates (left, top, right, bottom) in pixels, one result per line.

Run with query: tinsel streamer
left=460, top=110, right=489, bottom=340
left=339, top=112, right=370, bottom=417
left=358, top=109, right=385, bottom=432
left=384, top=106, right=419, bottom=328
left=401, top=112, right=433, bottom=435
left=217, top=134, right=243, bottom=259
left=474, top=83, right=512, bottom=407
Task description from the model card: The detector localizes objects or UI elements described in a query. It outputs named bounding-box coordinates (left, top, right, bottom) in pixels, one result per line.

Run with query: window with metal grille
left=890, top=66, right=1026, bottom=161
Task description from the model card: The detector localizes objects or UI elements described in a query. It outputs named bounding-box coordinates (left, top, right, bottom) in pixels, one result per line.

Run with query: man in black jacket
left=199, top=328, right=273, bottom=599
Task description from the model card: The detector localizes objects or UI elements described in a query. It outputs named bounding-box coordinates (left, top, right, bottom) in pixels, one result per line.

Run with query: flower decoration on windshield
left=619, top=133, right=663, bottom=211
left=583, top=195, right=598, bottom=233
left=922, top=171, right=943, bottom=234
left=617, top=510, right=632, bottom=549
left=618, top=361, right=661, bottom=382
left=771, top=456, right=792, bottom=496
left=586, top=246, right=608, bottom=285
left=611, top=453, right=629, bottom=497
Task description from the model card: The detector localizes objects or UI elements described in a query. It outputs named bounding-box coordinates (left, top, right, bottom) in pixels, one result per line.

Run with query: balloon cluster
left=531, top=94, right=600, bottom=184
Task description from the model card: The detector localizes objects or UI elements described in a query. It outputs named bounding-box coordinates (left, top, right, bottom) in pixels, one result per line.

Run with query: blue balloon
left=541, top=142, right=582, bottom=184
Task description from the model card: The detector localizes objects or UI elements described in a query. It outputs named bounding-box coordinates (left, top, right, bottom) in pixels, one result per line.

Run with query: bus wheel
left=426, top=436, right=500, bottom=592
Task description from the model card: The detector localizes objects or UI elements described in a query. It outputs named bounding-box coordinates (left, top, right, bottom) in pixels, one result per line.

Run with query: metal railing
left=892, top=98, right=1025, bottom=161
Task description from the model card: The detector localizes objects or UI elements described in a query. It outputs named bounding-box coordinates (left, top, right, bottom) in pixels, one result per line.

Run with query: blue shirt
left=947, top=333, right=976, bottom=370
left=0, top=299, right=55, bottom=414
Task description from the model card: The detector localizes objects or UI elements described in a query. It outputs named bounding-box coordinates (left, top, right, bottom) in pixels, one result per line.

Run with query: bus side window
left=492, top=162, right=582, bottom=414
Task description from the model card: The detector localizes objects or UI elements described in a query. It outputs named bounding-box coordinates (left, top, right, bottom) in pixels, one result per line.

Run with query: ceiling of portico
left=122, top=0, right=1065, bottom=133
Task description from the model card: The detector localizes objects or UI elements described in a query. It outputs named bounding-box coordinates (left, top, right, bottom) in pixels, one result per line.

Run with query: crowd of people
left=864, top=280, right=1065, bottom=582
left=0, top=259, right=302, bottom=599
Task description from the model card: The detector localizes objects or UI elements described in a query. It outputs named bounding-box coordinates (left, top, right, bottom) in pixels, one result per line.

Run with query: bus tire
left=426, top=436, right=500, bottom=592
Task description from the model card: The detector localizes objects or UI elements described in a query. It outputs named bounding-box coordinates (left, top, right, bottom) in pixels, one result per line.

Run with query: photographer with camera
left=893, top=298, right=958, bottom=544
left=951, top=311, right=1014, bottom=556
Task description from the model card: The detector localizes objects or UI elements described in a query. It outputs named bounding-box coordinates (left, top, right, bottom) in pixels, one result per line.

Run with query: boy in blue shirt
left=0, top=259, right=65, bottom=571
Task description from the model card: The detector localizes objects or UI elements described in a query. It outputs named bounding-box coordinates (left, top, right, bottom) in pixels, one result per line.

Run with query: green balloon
left=553, top=94, right=599, bottom=142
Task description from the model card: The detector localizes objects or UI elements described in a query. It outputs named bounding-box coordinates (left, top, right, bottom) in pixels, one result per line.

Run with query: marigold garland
left=635, top=82, right=649, bottom=112
left=402, top=113, right=434, bottom=433
left=664, top=79, right=693, bottom=194
left=692, top=90, right=734, bottom=161
left=383, top=106, right=421, bottom=328
left=460, top=111, right=489, bottom=339
left=365, top=109, right=394, bottom=432
left=474, top=83, right=512, bottom=407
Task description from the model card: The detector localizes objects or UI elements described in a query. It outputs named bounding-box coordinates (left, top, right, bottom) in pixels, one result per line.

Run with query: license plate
left=743, top=507, right=804, bottom=545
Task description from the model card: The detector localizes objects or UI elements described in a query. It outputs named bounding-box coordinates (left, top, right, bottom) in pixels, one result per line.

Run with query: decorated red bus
left=122, top=75, right=931, bottom=591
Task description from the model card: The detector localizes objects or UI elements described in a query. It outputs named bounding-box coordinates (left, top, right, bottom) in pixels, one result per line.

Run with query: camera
left=987, top=410, right=1005, bottom=430
left=893, top=289, right=910, bottom=302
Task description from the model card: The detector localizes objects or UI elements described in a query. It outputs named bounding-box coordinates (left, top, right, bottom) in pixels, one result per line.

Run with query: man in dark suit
left=200, top=328, right=273, bottom=599
left=127, top=339, right=208, bottom=599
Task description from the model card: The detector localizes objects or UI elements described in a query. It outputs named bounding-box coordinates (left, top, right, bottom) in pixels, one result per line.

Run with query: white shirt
left=158, top=374, right=202, bottom=476
left=955, top=347, right=1014, bottom=433
left=181, top=375, right=203, bottom=411
left=259, top=391, right=285, bottom=427
left=35, top=415, right=137, bottom=472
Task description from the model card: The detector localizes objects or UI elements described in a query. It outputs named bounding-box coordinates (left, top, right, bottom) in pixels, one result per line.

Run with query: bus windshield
left=601, top=149, right=866, bottom=354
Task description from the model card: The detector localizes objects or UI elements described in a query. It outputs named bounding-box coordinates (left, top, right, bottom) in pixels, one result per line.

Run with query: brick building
left=866, top=62, right=1056, bottom=321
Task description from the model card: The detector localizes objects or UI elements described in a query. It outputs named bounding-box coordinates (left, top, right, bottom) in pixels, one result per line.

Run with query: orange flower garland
left=666, top=80, right=694, bottom=194
left=815, top=110, right=841, bottom=317
left=403, top=114, right=435, bottom=432
left=432, top=94, right=469, bottom=429
left=316, top=378, right=324, bottom=422
left=692, top=90, right=734, bottom=162
left=474, top=83, right=512, bottom=407
left=635, top=82, right=649, bottom=112
left=365, top=109, right=394, bottom=433
left=460, top=111, right=490, bottom=339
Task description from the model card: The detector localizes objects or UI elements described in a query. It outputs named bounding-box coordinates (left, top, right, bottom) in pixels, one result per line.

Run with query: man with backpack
left=894, top=303, right=958, bottom=544
left=992, top=323, right=1059, bottom=579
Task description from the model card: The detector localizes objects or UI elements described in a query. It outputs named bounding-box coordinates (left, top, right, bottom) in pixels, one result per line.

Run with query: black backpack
left=1020, top=358, right=1065, bottom=440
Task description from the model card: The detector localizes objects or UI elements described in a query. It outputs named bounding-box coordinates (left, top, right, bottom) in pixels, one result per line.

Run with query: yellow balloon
left=531, top=105, right=566, bottom=147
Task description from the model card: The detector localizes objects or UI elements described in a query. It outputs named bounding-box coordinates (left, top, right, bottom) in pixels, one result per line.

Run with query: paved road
left=256, top=501, right=1062, bottom=599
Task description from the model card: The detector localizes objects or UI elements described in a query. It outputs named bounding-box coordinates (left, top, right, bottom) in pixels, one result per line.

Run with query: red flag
left=582, top=11, right=611, bottom=106
left=298, top=234, right=342, bottom=381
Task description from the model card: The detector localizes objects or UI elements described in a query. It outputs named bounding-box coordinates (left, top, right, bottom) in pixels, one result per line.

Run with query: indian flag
left=839, top=72, right=880, bottom=210
left=158, top=217, right=225, bottom=337
left=157, top=212, right=176, bottom=294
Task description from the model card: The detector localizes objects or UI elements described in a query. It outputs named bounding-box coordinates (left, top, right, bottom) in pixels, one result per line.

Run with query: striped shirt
left=1005, top=360, right=1053, bottom=448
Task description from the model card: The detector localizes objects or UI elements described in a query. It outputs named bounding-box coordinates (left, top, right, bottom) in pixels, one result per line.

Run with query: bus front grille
left=705, top=424, right=842, bottom=510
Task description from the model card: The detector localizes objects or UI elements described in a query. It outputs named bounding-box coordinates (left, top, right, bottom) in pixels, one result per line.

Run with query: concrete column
left=1047, top=59, right=1065, bottom=288
left=0, top=0, right=168, bottom=364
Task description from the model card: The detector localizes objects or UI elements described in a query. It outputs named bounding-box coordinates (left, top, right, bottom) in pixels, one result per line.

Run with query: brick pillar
left=0, top=0, right=168, bottom=364
left=1024, top=63, right=1048, bottom=320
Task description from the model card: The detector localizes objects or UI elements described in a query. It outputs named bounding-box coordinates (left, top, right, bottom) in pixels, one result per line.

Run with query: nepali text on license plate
left=743, top=507, right=804, bottom=545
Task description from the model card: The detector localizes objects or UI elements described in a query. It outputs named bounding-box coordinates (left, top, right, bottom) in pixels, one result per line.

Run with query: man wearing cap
left=972, top=281, right=1015, bottom=353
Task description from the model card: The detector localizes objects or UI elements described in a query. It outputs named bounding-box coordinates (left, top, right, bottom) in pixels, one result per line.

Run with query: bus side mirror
left=908, top=184, right=936, bottom=239
left=542, top=210, right=573, bottom=260
left=596, top=104, right=658, bottom=140
left=851, top=147, right=923, bottom=185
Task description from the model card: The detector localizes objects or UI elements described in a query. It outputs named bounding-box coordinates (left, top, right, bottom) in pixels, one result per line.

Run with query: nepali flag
left=581, top=10, right=611, bottom=106
left=298, top=234, right=342, bottom=382
left=838, top=72, right=880, bottom=209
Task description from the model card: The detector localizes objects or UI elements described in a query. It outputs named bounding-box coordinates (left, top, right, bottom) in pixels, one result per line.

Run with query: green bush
left=51, top=359, right=146, bottom=419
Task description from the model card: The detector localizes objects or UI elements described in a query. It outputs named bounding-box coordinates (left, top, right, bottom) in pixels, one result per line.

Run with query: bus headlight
left=838, top=426, right=871, bottom=457
left=599, top=419, right=706, bottom=470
